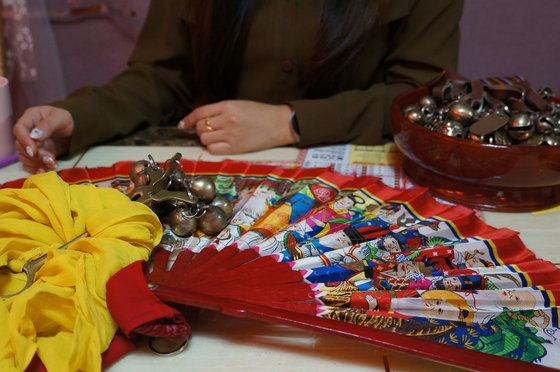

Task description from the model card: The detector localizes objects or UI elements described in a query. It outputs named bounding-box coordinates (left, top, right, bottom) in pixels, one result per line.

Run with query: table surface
left=2, top=145, right=559, bottom=372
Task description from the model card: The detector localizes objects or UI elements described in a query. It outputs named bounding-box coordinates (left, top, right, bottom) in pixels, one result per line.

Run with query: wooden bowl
left=390, top=86, right=560, bottom=212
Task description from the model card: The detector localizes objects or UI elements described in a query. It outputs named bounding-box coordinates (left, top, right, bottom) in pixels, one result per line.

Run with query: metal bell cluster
left=402, top=93, right=560, bottom=146
left=128, top=153, right=233, bottom=237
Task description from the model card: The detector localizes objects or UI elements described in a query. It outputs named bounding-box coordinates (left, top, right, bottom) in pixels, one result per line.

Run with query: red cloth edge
left=106, top=260, right=190, bottom=341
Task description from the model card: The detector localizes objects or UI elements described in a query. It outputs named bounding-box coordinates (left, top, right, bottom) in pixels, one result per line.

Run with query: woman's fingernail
left=178, top=120, right=185, bottom=129
left=30, top=128, right=45, bottom=139
left=26, top=146, right=34, bottom=157
left=43, top=156, right=58, bottom=170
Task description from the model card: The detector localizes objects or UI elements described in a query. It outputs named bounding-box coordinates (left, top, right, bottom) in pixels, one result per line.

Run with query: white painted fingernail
left=43, top=156, right=58, bottom=170
left=178, top=120, right=185, bottom=129
left=30, top=128, right=45, bottom=139
left=26, top=146, right=34, bottom=157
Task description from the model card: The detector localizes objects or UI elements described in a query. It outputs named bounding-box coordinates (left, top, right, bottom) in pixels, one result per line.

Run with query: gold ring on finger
left=205, top=117, right=214, bottom=132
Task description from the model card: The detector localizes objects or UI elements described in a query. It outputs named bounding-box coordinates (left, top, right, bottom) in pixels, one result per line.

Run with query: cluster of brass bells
left=403, top=94, right=560, bottom=146
left=128, top=153, right=232, bottom=237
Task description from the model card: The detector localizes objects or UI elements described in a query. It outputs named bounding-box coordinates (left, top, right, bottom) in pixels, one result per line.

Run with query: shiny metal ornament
left=434, top=120, right=465, bottom=138
left=417, top=96, right=437, bottom=111
left=447, top=102, right=475, bottom=126
left=538, top=86, right=556, bottom=100
left=198, top=205, right=228, bottom=236
left=130, top=185, right=162, bottom=215
left=167, top=169, right=187, bottom=191
left=467, top=132, right=487, bottom=142
left=404, top=108, right=425, bottom=125
left=542, top=134, right=559, bottom=146
left=129, top=185, right=149, bottom=202
left=129, top=160, right=149, bottom=181
left=189, top=176, right=216, bottom=204
left=536, top=114, right=556, bottom=134
left=402, top=104, right=419, bottom=115
left=507, top=113, right=534, bottom=141
left=518, top=134, right=544, bottom=146
left=133, top=170, right=151, bottom=187
left=493, top=129, right=513, bottom=145
left=168, top=206, right=198, bottom=237
left=209, top=195, right=234, bottom=219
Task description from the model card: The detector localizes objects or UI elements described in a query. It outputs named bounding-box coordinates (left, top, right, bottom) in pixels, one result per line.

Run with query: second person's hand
left=13, top=106, right=74, bottom=173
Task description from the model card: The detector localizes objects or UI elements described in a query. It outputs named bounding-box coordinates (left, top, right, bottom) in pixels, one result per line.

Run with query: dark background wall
left=50, top=0, right=150, bottom=94
left=458, top=0, right=559, bottom=92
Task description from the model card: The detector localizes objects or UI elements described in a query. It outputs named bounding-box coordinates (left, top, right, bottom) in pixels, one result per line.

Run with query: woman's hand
left=13, top=106, right=74, bottom=173
left=177, top=100, right=298, bottom=154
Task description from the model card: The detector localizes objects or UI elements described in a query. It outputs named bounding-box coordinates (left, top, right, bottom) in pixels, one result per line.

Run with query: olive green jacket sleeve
left=52, top=0, right=462, bottom=155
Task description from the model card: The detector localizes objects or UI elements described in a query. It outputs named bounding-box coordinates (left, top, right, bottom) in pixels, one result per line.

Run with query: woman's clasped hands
left=12, top=100, right=297, bottom=174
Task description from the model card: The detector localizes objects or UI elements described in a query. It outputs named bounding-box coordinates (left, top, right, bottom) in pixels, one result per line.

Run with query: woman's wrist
left=285, top=104, right=300, bottom=146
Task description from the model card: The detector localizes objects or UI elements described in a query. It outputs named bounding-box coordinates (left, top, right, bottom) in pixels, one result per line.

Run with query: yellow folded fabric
left=0, top=172, right=162, bottom=372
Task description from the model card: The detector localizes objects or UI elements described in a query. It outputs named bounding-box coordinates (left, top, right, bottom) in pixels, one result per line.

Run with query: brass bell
left=402, top=104, right=419, bottom=115
left=199, top=205, right=228, bottom=236
left=168, top=205, right=198, bottom=237
left=133, top=171, right=151, bottom=187
left=536, top=114, right=556, bottom=134
left=189, top=176, right=216, bottom=204
left=168, top=169, right=187, bottom=191
left=129, top=160, right=148, bottom=181
left=542, top=134, right=559, bottom=146
left=209, top=195, right=234, bottom=219
left=417, top=96, right=437, bottom=111
left=447, top=102, right=475, bottom=126
left=518, top=134, right=544, bottom=146
left=129, top=185, right=149, bottom=202
left=493, top=129, right=513, bottom=145
left=404, top=108, right=425, bottom=125
left=467, top=132, right=487, bottom=142
left=434, top=120, right=465, bottom=138
left=507, top=113, right=534, bottom=141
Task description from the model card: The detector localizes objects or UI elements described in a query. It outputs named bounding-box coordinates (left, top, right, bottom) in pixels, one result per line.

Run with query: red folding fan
left=5, top=154, right=555, bottom=372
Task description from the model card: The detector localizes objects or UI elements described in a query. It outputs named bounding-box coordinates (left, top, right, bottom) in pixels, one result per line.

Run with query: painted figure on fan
left=243, top=185, right=278, bottom=217
left=110, top=179, right=133, bottom=194
left=370, top=274, right=485, bottom=291
left=232, top=180, right=344, bottom=250
left=319, top=305, right=550, bottom=364
left=287, top=220, right=396, bottom=260
left=295, top=193, right=363, bottom=239
left=304, top=259, right=430, bottom=283
left=211, top=185, right=278, bottom=249
left=231, top=187, right=256, bottom=215
left=454, top=250, right=497, bottom=269
left=362, top=246, right=497, bottom=281
left=281, top=183, right=336, bottom=224
left=287, top=228, right=456, bottom=274
left=296, top=218, right=443, bottom=260
left=213, top=211, right=253, bottom=247
left=397, top=289, right=542, bottom=325
left=274, top=201, right=451, bottom=263
left=320, top=288, right=547, bottom=327
left=313, top=274, right=485, bottom=292
left=372, top=260, right=426, bottom=279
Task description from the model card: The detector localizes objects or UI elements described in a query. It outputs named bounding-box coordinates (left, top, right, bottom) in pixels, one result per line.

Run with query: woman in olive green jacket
left=13, top=0, right=463, bottom=173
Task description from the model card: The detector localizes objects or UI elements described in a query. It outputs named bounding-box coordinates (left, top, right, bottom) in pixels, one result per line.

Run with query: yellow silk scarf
left=0, top=172, right=162, bottom=372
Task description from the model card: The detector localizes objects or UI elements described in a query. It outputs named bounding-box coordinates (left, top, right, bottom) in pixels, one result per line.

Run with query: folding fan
left=101, top=156, right=560, bottom=371
left=5, top=158, right=559, bottom=371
